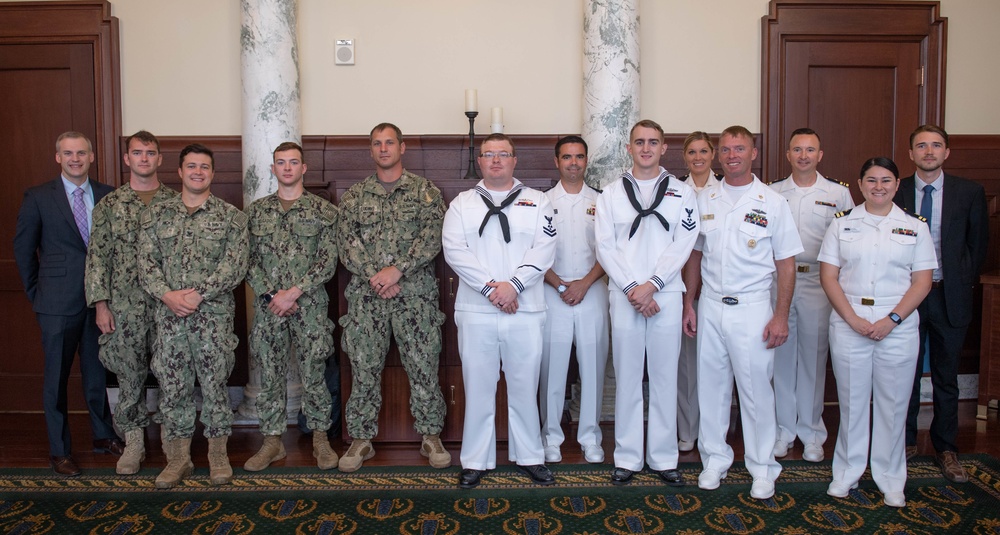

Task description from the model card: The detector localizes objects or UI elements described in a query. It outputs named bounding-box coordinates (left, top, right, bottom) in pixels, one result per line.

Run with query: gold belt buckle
left=797, top=265, right=810, bottom=273
left=861, top=298, right=875, bottom=306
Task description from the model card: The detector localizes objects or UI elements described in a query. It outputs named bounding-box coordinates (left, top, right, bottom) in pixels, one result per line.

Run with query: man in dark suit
left=894, top=124, right=989, bottom=483
left=13, top=131, right=124, bottom=476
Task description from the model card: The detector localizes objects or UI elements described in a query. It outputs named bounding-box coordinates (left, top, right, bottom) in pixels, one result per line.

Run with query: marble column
left=237, top=0, right=304, bottom=421
left=582, top=0, right=640, bottom=190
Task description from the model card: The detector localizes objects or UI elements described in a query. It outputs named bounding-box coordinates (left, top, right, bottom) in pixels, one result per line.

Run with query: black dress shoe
left=610, top=467, right=634, bottom=485
left=50, top=456, right=81, bottom=477
left=517, top=464, right=555, bottom=486
left=658, top=468, right=684, bottom=487
left=459, top=468, right=487, bottom=489
left=93, top=437, right=126, bottom=456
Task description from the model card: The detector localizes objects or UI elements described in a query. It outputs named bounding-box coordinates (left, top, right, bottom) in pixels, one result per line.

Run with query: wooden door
left=761, top=0, right=945, bottom=192
left=780, top=40, right=923, bottom=193
left=0, top=43, right=100, bottom=412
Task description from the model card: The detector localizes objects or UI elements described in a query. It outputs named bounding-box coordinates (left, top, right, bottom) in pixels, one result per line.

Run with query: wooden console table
left=979, top=271, right=1000, bottom=419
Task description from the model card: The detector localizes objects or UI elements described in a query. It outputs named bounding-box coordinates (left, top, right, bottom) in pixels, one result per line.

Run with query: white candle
left=465, top=89, right=478, bottom=112
left=491, top=107, right=503, bottom=124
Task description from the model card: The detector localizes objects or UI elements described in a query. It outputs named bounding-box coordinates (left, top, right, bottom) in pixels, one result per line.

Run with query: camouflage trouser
left=152, top=310, right=237, bottom=441
left=98, top=310, right=154, bottom=433
left=251, top=298, right=334, bottom=435
left=340, top=293, right=446, bottom=439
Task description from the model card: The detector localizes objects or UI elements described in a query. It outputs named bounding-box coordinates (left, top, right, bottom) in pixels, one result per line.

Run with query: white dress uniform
left=769, top=173, right=855, bottom=451
left=540, top=182, right=610, bottom=453
left=695, top=175, right=803, bottom=485
left=676, top=172, right=722, bottom=447
left=442, top=179, right=557, bottom=471
left=596, top=168, right=700, bottom=472
left=817, top=203, right=936, bottom=495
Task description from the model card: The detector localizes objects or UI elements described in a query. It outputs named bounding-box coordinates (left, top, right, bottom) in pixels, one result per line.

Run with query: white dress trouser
left=611, top=290, right=682, bottom=472
left=829, top=300, right=918, bottom=494
left=774, top=269, right=831, bottom=447
left=697, top=289, right=782, bottom=483
left=677, top=298, right=699, bottom=444
left=540, top=281, right=609, bottom=450
left=456, top=310, right=545, bottom=470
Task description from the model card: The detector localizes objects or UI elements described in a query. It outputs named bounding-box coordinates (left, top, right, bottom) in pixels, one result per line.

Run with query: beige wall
left=8, top=0, right=997, bottom=135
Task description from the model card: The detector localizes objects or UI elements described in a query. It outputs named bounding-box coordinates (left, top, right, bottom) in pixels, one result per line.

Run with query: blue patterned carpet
left=1, top=454, right=998, bottom=534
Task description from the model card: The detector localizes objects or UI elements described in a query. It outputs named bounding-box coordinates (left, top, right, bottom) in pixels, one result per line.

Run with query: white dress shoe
left=883, top=491, right=906, bottom=508
left=582, top=445, right=604, bottom=464
left=543, top=445, right=561, bottom=463
left=678, top=439, right=696, bottom=452
left=802, top=443, right=824, bottom=462
left=772, top=440, right=790, bottom=458
left=750, top=478, right=775, bottom=500
left=827, top=480, right=858, bottom=498
left=698, top=469, right=727, bottom=490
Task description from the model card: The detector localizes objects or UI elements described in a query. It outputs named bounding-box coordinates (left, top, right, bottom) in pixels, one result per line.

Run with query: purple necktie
left=72, top=187, right=89, bottom=246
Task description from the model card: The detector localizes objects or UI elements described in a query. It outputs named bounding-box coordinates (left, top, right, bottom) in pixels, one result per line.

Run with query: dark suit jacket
left=894, top=173, right=989, bottom=327
left=13, top=177, right=114, bottom=316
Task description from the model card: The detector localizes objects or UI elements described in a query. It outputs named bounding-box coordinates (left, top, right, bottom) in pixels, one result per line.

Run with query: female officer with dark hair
left=818, top=157, right=935, bottom=508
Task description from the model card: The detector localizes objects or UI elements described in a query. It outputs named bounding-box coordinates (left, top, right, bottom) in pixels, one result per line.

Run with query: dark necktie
left=479, top=188, right=521, bottom=243
left=920, top=184, right=935, bottom=227
left=622, top=177, right=671, bottom=239
left=72, top=187, right=90, bottom=246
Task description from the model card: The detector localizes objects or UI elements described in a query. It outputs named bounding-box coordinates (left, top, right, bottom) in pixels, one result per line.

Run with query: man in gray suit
left=14, top=131, right=123, bottom=476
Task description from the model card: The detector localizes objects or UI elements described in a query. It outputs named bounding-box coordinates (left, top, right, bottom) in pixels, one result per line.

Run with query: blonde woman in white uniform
left=675, top=132, right=722, bottom=453
left=818, top=157, right=935, bottom=508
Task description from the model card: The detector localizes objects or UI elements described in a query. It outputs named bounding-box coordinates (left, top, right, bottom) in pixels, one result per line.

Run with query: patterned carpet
left=1, top=455, right=998, bottom=534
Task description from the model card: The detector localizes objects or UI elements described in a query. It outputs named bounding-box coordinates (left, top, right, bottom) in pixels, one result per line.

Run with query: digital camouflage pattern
left=85, top=184, right=178, bottom=433
left=246, top=192, right=338, bottom=436
left=338, top=171, right=447, bottom=439
left=138, top=195, right=249, bottom=441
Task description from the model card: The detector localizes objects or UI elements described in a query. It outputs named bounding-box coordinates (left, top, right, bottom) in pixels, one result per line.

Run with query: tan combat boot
left=338, top=438, right=374, bottom=473
left=116, top=428, right=146, bottom=475
left=154, top=437, right=194, bottom=489
left=243, top=435, right=286, bottom=472
left=420, top=434, right=452, bottom=469
left=207, top=436, right=233, bottom=486
left=313, top=433, right=339, bottom=470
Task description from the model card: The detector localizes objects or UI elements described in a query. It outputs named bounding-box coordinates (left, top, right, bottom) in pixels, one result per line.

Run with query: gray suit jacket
left=13, top=177, right=114, bottom=315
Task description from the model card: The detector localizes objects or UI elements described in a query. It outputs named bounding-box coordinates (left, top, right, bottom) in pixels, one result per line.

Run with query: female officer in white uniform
left=818, top=156, right=935, bottom=508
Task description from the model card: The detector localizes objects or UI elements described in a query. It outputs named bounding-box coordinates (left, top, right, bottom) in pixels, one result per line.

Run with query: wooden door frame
left=0, top=0, right=121, bottom=184
left=760, top=0, right=946, bottom=181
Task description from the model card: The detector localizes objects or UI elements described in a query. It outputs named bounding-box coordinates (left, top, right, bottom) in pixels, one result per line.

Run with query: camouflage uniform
left=338, top=171, right=447, bottom=440
left=246, top=192, right=338, bottom=436
left=138, top=195, right=249, bottom=441
left=85, top=185, right=177, bottom=433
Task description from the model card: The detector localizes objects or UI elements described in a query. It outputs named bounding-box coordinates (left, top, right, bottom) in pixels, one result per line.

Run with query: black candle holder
left=464, top=111, right=480, bottom=180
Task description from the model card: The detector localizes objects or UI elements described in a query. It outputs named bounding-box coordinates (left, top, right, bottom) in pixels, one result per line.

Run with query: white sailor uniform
left=818, top=204, right=936, bottom=495
left=442, top=179, right=557, bottom=471
left=596, top=168, right=699, bottom=472
left=540, top=182, right=609, bottom=453
left=769, top=173, right=855, bottom=451
left=695, top=175, right=803, bottom=485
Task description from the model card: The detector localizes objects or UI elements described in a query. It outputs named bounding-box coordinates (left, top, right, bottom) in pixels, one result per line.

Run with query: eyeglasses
left=479, top=151, right=514, bottom=160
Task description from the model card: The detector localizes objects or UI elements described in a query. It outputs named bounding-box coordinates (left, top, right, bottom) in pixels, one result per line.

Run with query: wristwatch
left=261, top=290, right=277, bottom=303
left=888, top=312, right=902, bottom=325
left=557, top=284, right=567, bottom=295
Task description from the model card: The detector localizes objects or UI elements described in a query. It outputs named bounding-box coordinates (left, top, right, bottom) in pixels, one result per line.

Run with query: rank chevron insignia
left=681, top=208, right=696, bottom=231
left=543, top=215, right=557, bottom=237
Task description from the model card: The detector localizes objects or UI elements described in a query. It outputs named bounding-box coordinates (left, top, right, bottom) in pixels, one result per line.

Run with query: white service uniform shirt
left=818, top=203, right=937, bottom=296
left=769, top=173, right=855, bottom=265
left=442, top=179, right=557, bottom=313
left=546, top=182, right=599, bottom=280
left=695, top=175, right=804, bottom=294
left=596, top=169, right=700, bottom=294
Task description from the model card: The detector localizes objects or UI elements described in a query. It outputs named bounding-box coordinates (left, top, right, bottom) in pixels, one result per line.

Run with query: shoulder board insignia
left=902, top=209, right=927, bottom=222
left=834, top=208, right=853, bottom=218
left=769, top=176, right=789, bottom=185
left=678, top=174, right=691, bottom=182
left=824, top=176, right=851, bottom=188
left=714, top=172, right=724, bottom=181
left=587, top=184, right=602, bottom=194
